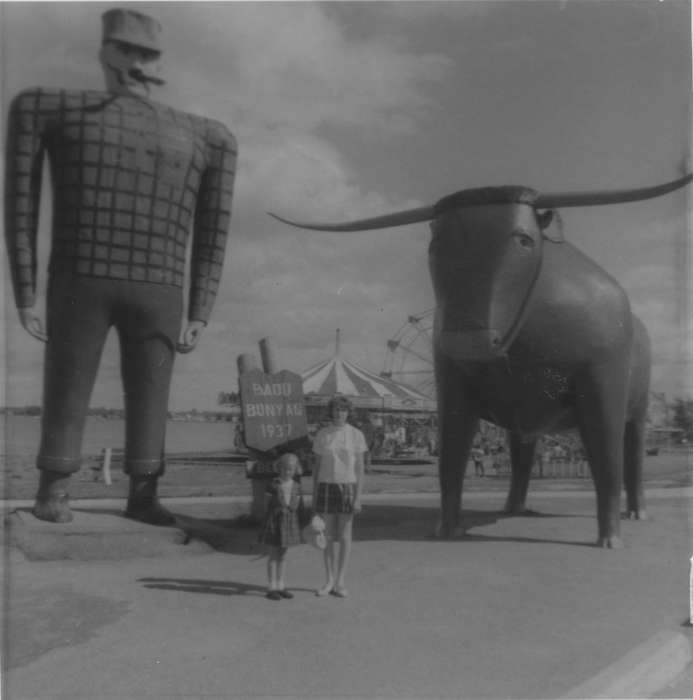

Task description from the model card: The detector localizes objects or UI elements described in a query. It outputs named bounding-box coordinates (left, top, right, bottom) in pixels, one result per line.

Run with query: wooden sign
left=239, top=369, right=308, bottom=452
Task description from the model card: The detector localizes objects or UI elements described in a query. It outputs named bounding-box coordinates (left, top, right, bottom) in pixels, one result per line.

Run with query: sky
left=1, top=0, right=691, bottom=411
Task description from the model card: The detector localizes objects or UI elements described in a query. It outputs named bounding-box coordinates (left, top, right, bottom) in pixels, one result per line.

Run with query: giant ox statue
left=271, top=172, right=692, bottom=548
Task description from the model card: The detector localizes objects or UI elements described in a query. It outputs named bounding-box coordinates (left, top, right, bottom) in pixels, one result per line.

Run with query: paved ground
left=2, top=485, right=692, bottom=700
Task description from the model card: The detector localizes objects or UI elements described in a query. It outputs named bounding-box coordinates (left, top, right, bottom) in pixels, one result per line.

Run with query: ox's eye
left=512, top=230, right=535, bottom=251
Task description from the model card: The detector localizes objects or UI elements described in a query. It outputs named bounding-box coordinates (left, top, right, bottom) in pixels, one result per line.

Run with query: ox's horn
left=268, top=205, right=436, bottom=232
left=536, top=172, right=693, bottom=209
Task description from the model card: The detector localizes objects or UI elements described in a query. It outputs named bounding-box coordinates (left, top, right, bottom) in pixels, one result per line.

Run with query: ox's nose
left=439, top=330, right=503, bottom=360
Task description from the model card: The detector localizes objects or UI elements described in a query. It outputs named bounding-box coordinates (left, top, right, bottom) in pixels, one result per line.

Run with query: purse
left=302, top=514, right=327, bottom=550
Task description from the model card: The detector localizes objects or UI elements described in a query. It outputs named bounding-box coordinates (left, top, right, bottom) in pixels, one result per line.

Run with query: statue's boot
left=124, top=476, right=175, bottom=526
left=33, top=471, right=74, bottom=523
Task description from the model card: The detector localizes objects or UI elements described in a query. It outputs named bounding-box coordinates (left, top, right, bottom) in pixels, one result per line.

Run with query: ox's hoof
left=431, top=523, right=466, bottom=539
left=124, top=500, right=176, bottom=527
left=32, top=493, right=73, bottom=523
left=596, top=535, right=624, bottom=549
left=503, top=506, right=542, bottom=517
left=622, top=509, right=648, bottom=521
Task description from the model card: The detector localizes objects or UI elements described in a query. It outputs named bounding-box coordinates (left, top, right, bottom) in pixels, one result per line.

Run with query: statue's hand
left=177, top=320, right=206, bottom=354
left=19, top=308, right=48, bottom=342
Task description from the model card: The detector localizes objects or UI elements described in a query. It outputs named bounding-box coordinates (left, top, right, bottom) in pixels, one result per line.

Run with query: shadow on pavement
left=171, top=504, right=598, bottom=554
left=138, top=576, right=274, bottom=597
left=461, top=532, right=596, bottom=547
left=354, top=504, right=594, bottom=547
left=172, top=514, right=258, bottom=555
left=6, top=588, right=131, bottom=669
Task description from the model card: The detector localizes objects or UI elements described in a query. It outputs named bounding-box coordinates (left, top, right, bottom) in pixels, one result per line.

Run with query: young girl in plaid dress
left=259, top=453, right=305, bottom=600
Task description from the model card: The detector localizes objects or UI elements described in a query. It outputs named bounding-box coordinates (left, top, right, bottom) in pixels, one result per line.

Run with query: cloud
left=215, top=219, right=432, bottom=355
left=2, top=2, right=690, bottom=409
left=1, top=3, right=448, bottom=409
left=239, top=133, right=397, bottom=216
left=157, top=3, right=451, bottom=132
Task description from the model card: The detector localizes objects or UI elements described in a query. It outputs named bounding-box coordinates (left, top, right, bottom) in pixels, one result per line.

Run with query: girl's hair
left=276, top=452, right=301, bottom=476
left=327, top=395, right=352, bottom=416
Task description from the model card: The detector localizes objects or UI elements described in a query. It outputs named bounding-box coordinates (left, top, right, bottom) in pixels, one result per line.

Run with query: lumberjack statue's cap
left=102, top=8, right=162, bottom=55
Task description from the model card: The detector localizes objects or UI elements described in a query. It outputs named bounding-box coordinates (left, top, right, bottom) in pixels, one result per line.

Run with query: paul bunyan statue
left=4, top=8, right=237, bottom=525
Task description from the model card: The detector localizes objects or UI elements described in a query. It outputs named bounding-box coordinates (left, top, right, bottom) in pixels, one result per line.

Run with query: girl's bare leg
left=334, top=514, right=353, bottom=595
left=317, top=514, right=337, bottom=595
left=267, top=549, right=278, bottom=590
left=276, top=547, right=287, bottom=590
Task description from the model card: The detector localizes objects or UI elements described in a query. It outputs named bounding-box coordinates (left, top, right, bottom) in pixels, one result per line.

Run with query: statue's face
left=100, top=40, right=163, bottom=98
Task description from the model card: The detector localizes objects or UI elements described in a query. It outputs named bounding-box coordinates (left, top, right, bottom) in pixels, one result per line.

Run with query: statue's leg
left=504, top=434, right=537, bottom=515
left=117, top=283, right=182, bottom=526
left=434, top=350, right=478, bottom=538
left=574, top=358, right=629, bottom=549
left=34, top=277, right=111, bottom=523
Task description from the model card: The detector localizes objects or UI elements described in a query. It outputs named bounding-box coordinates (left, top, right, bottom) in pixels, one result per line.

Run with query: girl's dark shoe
left=266, top=591, right=282, bottom=601
left=278, top=589, right=294, bottom=599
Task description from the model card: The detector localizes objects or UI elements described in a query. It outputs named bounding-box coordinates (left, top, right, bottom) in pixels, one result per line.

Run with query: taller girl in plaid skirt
left=312, top=396, right=367, bottom=598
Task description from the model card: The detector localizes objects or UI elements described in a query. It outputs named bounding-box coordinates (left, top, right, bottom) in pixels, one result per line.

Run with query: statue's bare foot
left=32, top=493, right=73, bottom=523
left=124, top=499, right=175, bottom=526
left=33, top=471, right=73, bottom=522
left=596, top=535, right=624, bottom=549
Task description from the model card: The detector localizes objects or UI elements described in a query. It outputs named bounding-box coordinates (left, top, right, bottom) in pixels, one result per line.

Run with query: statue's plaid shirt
left=5, top=89, right=237, bottom=322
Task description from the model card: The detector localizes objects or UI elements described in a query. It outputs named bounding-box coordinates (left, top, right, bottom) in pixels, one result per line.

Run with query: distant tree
left=218, top=391, right=238, bottom=406
left=671, top=398, right=693, bottom=441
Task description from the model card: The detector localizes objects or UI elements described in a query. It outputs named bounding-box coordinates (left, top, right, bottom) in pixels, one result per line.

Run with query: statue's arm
left=176, top=319, right=206, bottom=354
left=19, top=308, right=49, bottom=342
left=179, top=121, right=238, bottom=353
left=4, top=89, right=55, bottom=341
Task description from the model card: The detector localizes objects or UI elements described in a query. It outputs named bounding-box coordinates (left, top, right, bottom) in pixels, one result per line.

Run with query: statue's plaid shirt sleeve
left=4, top=89, right=49, bottom=309
left=4, top=88, right=237, bottom=323
left=189, top=118, right=236, bottom=323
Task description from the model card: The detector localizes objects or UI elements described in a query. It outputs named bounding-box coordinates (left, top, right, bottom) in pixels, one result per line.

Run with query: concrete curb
left=561, top=629, right=692, bottom=699
left=2, top=484, right=691, bottom=510
left=4, top=509, right=214, bottom=561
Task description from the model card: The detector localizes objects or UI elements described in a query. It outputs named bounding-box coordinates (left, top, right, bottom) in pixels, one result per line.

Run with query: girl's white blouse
left=313, top=423, right=367, bottom=483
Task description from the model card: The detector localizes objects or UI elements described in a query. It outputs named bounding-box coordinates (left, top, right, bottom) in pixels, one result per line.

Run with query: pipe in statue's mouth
left=129, top=68, right=165, bottom=86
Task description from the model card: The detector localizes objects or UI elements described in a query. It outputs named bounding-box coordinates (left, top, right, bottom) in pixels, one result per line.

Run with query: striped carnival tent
left=301, top=331, right=436, bottom=413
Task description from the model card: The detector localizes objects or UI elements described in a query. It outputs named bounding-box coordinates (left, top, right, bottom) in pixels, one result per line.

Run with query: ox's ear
left=536, top=209, right=564, bottom=243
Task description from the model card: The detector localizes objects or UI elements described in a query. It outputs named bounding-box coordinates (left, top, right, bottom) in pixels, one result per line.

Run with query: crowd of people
left=470, top=436, right=588, bottom=478
left=349, top=414, right=438, bottom=460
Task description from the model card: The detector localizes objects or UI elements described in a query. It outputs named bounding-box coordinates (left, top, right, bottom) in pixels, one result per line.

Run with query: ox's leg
left=504, top=435, right=538, bottom=515
left=623, top=417, right=648, bottom=520
left=434, top=352, right=478, bottom=539
left=624, top=318, right=650, bottom=521
left=574, top=360, right=628, bottom=549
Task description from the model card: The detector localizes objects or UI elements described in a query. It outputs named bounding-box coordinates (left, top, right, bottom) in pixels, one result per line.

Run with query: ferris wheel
left=381, top=308, right=436, bottom=398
